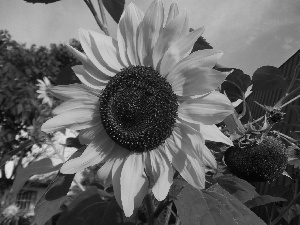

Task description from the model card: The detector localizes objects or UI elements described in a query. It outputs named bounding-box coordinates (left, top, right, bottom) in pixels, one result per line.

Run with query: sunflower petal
left=112, top=155, right=126, bottom=209
left=79, top=29, right=116, bottom=76
left=169, top=49, right=223, bottom=79
left=52, top=99, right=98, bottom=115
left=49, top=84, right=99, bottom=101
left=202, top=144, right=217, bottom=169
left=88, top=31, right=124, bottom=71
left=164, top=142, right=205, bottom=189
left=42, top=108, right=100, bottom=133
left=178, top=91, right=234, bottom=125
left=147, top=150, right=173, bottom=201
left=160, top=27, right=204, bottom=76
left=60, top=130, right=115, bottom=174
left=121, top=153, right=148, bottom=217
left=136, top=0, right=164, bottom=66
left=152, top=12, right=189, bottom=70
left=170, top=123, right=205, bottom=159
left=170, top=68, right=228, bottom=96
left=97, top=158, right=116, bottom=181
left=121, top=3, right=144, bottom=66
left=165, top=3, right=179, bottom=26
left=78, top=123, right=103, bottom=144
left=200, top=124, right=233, bottom=146
left=117, top=12, right=130, bottom=67
left=72, top=65, right=107, bottom=90
left=66, top=44, right=110, bottom=83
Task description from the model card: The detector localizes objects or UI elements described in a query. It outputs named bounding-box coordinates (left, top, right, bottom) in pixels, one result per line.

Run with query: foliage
left=0, top=30, right=81, bottom=178
left=2, top=1, right=300, bottom=225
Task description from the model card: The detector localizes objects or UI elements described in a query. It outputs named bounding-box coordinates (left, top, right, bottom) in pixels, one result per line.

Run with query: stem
left=285, top=62, right=300, bottom=96
left=97, top=0, right=110, bottom=35
left=275, top=78, right=300, bottom=109
left=280, top=94, right=300, bottom=109
left=47, top=136, right=85, bottom=191
left=84, top=0, right=109, bottom=35
left=164, top=203, right=172, bottom=225
left=145, top=190, right=155, bottom=225
left=237, top=92, right=247, bottom=120
left=270, top=191, right=300, bottom=225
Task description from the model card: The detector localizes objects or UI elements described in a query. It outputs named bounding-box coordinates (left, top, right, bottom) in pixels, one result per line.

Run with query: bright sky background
left=1, top=0, right=300, bottom=76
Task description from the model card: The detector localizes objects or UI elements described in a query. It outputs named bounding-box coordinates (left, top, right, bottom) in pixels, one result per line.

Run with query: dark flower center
left=99, top=66, right=178, bottom=153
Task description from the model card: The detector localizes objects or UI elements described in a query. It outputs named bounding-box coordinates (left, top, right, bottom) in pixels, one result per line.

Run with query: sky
left=1, top=0, right=300, bottom=76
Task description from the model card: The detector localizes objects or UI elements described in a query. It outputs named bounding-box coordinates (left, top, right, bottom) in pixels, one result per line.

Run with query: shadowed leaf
left=252, top=66, right=285, bottom=91
left=245, top=195, right=286, bottom=208
left=0, top=140, right=33, bottom=167
left=215, top=175, right=258, bottom=203
left=174, top=180, right=266, bottom=225
left=56, top=64, right=80, bottom=85
left=35, top=194, right=67, bottom=225
left=57, top=186, right=135, bottom=225
left=278, top=204, right=300, bottom=223
left=190, top=28, right=213, bottom=52
left=12, top=158, right=62, bottom=196
left=45, top=148, right=85, bottom=201
left=103, top=0, right=125, bottom=23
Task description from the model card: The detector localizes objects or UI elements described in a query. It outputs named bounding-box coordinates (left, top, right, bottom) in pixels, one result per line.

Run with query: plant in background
left=1, top=0, right=300, bottom=225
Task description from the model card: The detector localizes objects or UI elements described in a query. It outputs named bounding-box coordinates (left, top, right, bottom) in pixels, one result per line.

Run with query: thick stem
left=84, top=0, right=109, bottom=35
left=164, top=202, right=173, bottom=225
left=145, top=191, right=156, bottom=225
left=270, top=191, right=300, bottom=225
left=285, top=62, right=300, bottom=96
left=97, top=0, right=110, bottom=36
left=275, top=80, right=300, bottom=109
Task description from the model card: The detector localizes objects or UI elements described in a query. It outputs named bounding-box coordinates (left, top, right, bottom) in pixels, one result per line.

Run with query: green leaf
left=190, top=28, right=213, bottom=52
left=23, top=0, right=62, bottom=3
left=245, top=195, right=287, bottom=208
left=279, top=204, right=300, bottom=223
left=215, top=175, right=258, bottom=203
left=12, top=158, right=62, bottom=196
left=221, top=69, right=251, bottom=102
left=0, top=140, right=33, bottom=167
left=45, top=148, right=85, bottom=201
left=44, top=173, right=75, bottom=201
left=35, top=194, right=67, bottom=225
left=65, top=137, right=84, bottom=148
left=174, top=180, right=266, bottom=225
left=102, top=0, right=125, bottom=23
left=56, top=64, right=80, bottom=85
left=57, top=187, right=134, bottom=225
left=252, top=66, right=285, bottom=91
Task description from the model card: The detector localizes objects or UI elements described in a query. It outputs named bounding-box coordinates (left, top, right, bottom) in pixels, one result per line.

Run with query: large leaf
left=190, top=28, right=213, bottom=52
left=102, top=0, right=125, bottom=23
left=45, top=148, right=85, bottom=201
left=23, top=0, right=61, bottom=3
left=252, top=66, right=285, bottom=91
left=174, top=180, right=266, bottom=225
left=56, top=64, right=80, bottom=85
left=245, top=195, right=287, bottom=208
left=12, top=158, right=62, bottom=196
left=215, top=175, right=258, bottom=203
left=44, top=173, right=75, bottom=201
left=0, top=140, right=33, bottom=167
left=57, top=187, right=134, bottom=225
left=279, top=204, right=300, bottom=223
left=221, top=69, right=251, bottom=102
left=35, top=194, right=67, bottom=225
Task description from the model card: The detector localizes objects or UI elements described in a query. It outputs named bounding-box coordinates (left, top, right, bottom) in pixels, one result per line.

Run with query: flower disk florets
left=99, top=66, right=178, bottom=153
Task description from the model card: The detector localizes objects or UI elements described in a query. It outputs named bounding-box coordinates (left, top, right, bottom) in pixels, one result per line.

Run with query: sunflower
left=41, top=0, right=233, bottom=216
left=36, top=77, right=53, bottom=107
